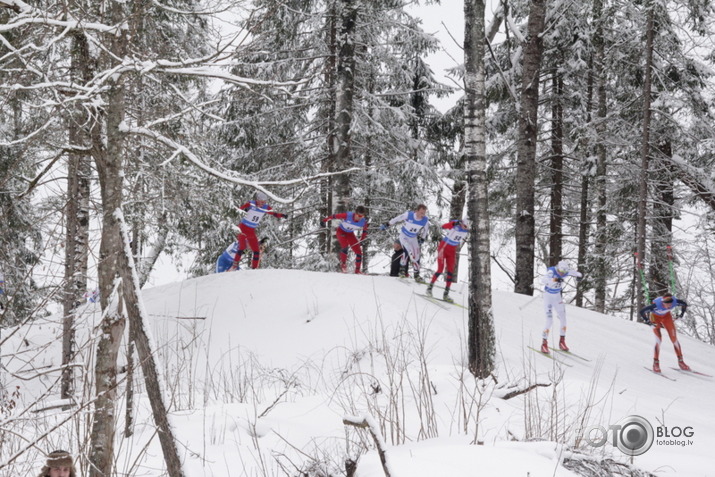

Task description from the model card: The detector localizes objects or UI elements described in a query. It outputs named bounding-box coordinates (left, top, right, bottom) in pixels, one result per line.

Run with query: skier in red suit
left=640, top=294, right=690, bottom=373
left=322, top=206, right=369, bottom=274
left=232, top=191, right=286, bottom=270
left=426, top=218, right=469, bottom=303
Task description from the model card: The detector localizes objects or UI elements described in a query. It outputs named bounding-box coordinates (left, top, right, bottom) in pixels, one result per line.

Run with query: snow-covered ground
left=2, top=269, right=713, bottom=476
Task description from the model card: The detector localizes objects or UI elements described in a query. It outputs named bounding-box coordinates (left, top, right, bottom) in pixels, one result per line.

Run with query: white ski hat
left=556, top=260, right=570, bottom=273
left=255, top=191, right=268, bottom=202
left=460, top=217, right=470, bottom=228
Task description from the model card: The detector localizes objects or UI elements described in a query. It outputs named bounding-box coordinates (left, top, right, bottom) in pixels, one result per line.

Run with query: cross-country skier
left=426, top=218, right=470, bottom=303
left=380, top=204, right=430, bottom=282
left=216, top=241, right=241, bottom=273
left=321, top=206, right=369, bottom=274
left=639, top=293, right=690, bottom=372
left=229, top=191, right=286, bottom=270
left=540, top=260, right=582, bottom=353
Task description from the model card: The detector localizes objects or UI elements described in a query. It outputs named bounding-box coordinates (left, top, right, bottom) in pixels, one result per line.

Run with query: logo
left=583, top=415, right=655, bottom=456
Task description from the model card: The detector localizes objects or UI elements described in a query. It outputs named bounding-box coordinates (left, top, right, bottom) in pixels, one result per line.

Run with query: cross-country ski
left=644, top=367, right=677, bottom=381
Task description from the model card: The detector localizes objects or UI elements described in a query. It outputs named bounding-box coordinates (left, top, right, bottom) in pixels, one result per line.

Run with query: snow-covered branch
left=671, top=154, right=715, bottom=212
left=121, top=123, right=360, bottom=203
left=0, top=14, right=121, bottom=34
left=343, top=415, right=393, bottom=477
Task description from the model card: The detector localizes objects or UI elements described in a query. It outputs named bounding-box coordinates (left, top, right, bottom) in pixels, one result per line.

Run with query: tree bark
left=334, top=0, right=357, bottom=213
left=635, top=4, right=655, bottom=313
left=464, top=0, right=495, bottom=379
left=321, top=3, right=338, bottom=255
left=649, top=140, right=674, bottom=295
left=592, top=0, right=608, bottom=313
left=514, top=0, right=547, bottom=295
left=90, top=77, right=127, bottom=477
left=117, top=211, right=186, bottom=477
left=62, top=29, right=92, bottom=400
left=575, top=51, right=594, bottom=308
left=87, top=2, right=129, bottom=470
left=548, top=71, right=563, bottom=267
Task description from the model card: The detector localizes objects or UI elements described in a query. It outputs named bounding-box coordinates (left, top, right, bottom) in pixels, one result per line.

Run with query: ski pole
left=518, top=289, right=542, bottom=311
left=634, top=252, right=651, bottom=303
left=666, top=245, right=677, bottom=294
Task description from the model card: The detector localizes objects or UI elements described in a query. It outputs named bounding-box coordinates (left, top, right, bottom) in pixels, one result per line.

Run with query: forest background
left=2, top=0, right=715, bottom=475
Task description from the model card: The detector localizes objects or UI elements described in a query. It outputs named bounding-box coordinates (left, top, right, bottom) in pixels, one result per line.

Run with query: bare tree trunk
left=116, top=212, right=186, bottom=477
left=649, top=140, right=674, bottom=295
left=87, top=0, right=187, bottom=471
left=90, top=91, right=127, bottom=477
left=87, top=3, right=129, bottom=469
left=464, top=0, right=495, bottom=378
left=592, top=0, right=608, bottom=312
left=320, top=3, right=338, bottom=255
left=514, top=0, right=547, bottom=296
left=575, top=53, right=594, bottom=308
left=636, top=4, right=655, bottom=313
left=548, top=71, right=563, bottom=266
left=334, top=0, right=357, bottom=213
left=62, top=30, right=92, bottom=400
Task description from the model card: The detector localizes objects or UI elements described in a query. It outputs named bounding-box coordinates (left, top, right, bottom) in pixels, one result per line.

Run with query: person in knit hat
left=37, top=450, right=76, bottom=477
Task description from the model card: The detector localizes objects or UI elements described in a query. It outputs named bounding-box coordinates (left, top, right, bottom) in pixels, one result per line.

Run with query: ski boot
left=559, top=336, right=569, bottom=352
left=540, top=339, right=549, bottom=354
left=677, top=358, right=691, bottom=371
left=414, top=274, right=425, bottom=284
left=442, top=290, right=454, bottom=304
left=653, top=359, right=661, bottom=373
left=425, top=284, right=434, bottom=297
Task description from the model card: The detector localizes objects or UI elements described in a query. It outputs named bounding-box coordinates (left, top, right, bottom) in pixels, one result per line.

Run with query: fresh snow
left=2, top=269, right=713, bottom=476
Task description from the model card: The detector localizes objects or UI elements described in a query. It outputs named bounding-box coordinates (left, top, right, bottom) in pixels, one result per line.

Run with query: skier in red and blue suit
left=220, top=191, right=286, bottom=271
left=426, top=218, right=469, bottom=303
left=639, top=293, right=690, bottom=373
left=322, top=206, right=369, bottom=274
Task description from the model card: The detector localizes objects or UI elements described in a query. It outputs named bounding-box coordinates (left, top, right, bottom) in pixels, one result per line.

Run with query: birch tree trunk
left=514, top=0, right=547, bottom=295
left=464, top=0, right=495, bottom=378
left=636, top=4, right=655, bottom=314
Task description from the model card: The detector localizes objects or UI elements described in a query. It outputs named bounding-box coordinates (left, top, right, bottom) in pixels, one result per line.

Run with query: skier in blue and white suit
left=540, top=260, right=582, bottom=353
left=216, top=241, right=242, bottom=273
left=380, top=204, right=430, bottom=282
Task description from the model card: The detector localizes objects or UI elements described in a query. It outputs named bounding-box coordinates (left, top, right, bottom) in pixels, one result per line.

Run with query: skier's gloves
left=276, top=213, right=287, bottom=219
left=417, top=237, right=425, bottom=245
left=379, top=223, right=389, bottom=231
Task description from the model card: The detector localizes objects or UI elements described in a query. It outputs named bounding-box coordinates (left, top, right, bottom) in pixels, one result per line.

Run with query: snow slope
left=2, top=269, right=713, bottom=476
